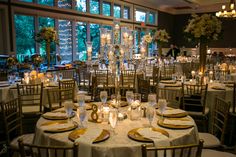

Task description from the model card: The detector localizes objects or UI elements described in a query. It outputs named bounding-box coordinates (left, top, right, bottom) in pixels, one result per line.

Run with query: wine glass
left=158, top=99, right=167, bottom=120
left=126, top=91, right=134, bottom=105
left=109, top=108, right=118, bottom=134
left=148, top=94, right=156, bottom=107
left=77, top=94, right=85, bottom=107
left=134, top=93, right=141, bottom=103
left=58, top=72, right=63, bottom=80
left=64, top=101, right=74, bottom=121
left=76, top=106, right=87, bottom=128
left=100, top=91, right=108, bottom=105
left=146, top=106, right=155, bottom=127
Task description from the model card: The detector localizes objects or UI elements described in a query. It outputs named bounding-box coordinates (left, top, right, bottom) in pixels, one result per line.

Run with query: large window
left=90, top=23, right=100, bottom=59
left=102, top=2, right=111, bottom=16
left=90, top=0, right=99, bottom=14
left=76, top=22, right=87, bottom=61
left=75, top=0, right=86, bottom=12
left=114, top=4, right=121, bottom=18
left=14, top=14, right=35, bottom=62
left=18, top=0, right=33, bottom=2
left=38, top=17, right=55, bottom=64
left=58, top=0, right=71, bottom=9
left=123, top=6, right=130, bottom=19
left=58, top=20, right=72, bottom=63
left=38, top=0, right=53, bottom=6
left=135, top=10, right=146, bottom=22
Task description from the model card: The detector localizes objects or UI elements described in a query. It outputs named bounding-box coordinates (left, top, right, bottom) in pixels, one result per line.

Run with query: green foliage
left=75, top=0, right=86, bottom=12
left=38, top=0, right=53, bottom=6
left=103, top=2, right=111, bottom=16
left=90, top=23, right=100, bottom=58
left=76, top=22, right=87, bottom=61
left=90, top=0, right=99, bottom=14
left=114, top=5, right=121, bottom=18
left=14, top=14, right=35, bottom=62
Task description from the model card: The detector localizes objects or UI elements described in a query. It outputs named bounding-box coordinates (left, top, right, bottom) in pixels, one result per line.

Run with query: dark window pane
left=114, top=5, right=121, bottom=18
left=58, top=20, right=72, bottom=63
left=102, top=2, right=111, bottom=16
left=123, top=6, right=129, bottom=19
left=90, top=23, right=100, bottom=59
left=75, top=0, right=86, bottom=12
left=38, top=17, right=55, bottom=64
left=135, top=10, right=146, bottom=22
left=58, top=0, right=72, bottom=9
left=90, top=0, right=99, bottom=14
left=38, top=0, right=53, bottom=6
left=14, top=14, right=35, bottom=62
left=149, top=12, right=155, bottom=24
left=76, top=22, right=87, bottom=61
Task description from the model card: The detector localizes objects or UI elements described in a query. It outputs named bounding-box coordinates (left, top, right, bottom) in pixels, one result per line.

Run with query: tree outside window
left=135, top=10, right=146, bottom=22
left=38, top=0, right=53, bottom=6
left=76, top=22, right=87, bottom=61
left=75, top=0, right=86, bottom=12
left=90, top=0, right=99, bottom=14
left=123, top=6, right=130, bottom=19
left=103, top=2, right=111, bottom=16
left=58, top=0, right=72, bottom=9
left=114, top=5, right=121, bottom=18
left=14, top=14, right=35, bottom=62
left=90, top=23, right=100, bottom=59
left=149, top=12, right=155, bottom=24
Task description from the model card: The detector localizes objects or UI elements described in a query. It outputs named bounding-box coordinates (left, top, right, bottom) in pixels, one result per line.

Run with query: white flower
left=185, top=14, right=222, bottom=41
left=153, top=29, right=170, bottom=43
left=142, top=34, right=153, bottom=43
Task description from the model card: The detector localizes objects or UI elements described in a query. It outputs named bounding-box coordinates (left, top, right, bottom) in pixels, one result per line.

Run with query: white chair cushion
left=199, top=132, right=220, bottom=148
left=187, top=107, right=209, bottom=116
left=10, top=133, right=34, bottom=150
left=202, top=149, right=236, bottom=157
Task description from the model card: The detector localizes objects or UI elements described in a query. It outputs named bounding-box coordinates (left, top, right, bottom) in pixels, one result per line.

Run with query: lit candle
left=199, top=72, right=203, bottom=77
left=209, top=71, right=213, bottom=75
left=191, top=71, right=195, bottom=76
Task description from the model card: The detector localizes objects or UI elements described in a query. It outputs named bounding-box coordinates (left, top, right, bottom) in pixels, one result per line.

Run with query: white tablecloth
left=34, top=107, right=199, bottom=157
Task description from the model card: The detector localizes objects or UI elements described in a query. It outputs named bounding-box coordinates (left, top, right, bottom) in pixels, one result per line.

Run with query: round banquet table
left=34, top=105, right=199, bottom=157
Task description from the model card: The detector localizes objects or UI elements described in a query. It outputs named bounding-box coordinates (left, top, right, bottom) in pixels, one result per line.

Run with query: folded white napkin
left=43, top=112, right=67, bottom=118
left=159, top=109, right=186, bottom=115
left=138, top=128, right=171, bottom=157
left=163, top=119, right=194, bottom=126
left=75, top=128, right=103, bottom=157
left=42, top=122, right=74, bottom=130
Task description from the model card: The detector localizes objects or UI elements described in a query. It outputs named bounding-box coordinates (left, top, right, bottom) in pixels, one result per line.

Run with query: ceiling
left=125, top=0, right=231, bottom=14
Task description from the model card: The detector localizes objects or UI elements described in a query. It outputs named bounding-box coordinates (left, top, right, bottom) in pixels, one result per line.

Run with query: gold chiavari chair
left=199, top=97, right=230, bottom=148
left=95, top=70, right=109, bottom=88
left=18, top=138, right=78, bottom=157
left=181, top=62, right=192, bottom=79
left=0, top=70, right=7, bottom=81
left=45, top=88, right=74, bottom=112
left=17, top=83, right=44, bottom=115
left=120, top=70, right=136, bottom=95
left=138, top=78, right=150, bottom=102
left=59, top=79, right=76, bottom=102
left=157, top=86, right=182, bottom=109
left=77, top=66, right=91, bottom=92
left=181, top=83, right=209, bottom=131
left=141, top=140, right=204, bottom=157
left=0, top=98, right=34, bottom=157
left=59, top=69, right=76, bottom=80
left=160, top=64, right=175, bottom=80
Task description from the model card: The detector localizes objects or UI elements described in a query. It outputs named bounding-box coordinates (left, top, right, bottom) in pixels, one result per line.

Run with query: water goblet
left=58, top=72, right=63, bottom=80
left=109, top=108, right=118, bottom=135
left=126, top=91, right=134, bottom=105
left=76, top=106, right=87, bottom=128
left=146, top=106, right=155, bottom=127
left=77, top=94, right=85, bottom=107
left=148, top=94, right=156, bottom=107
left=64, top=101, right=74, bottom=121
left=158, top=99, right=167, bottom=120
left=100, top=91, right=108, bottom=105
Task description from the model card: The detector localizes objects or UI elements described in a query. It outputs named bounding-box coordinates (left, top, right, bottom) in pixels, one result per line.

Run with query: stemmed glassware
left=148, top=94, right=156, bottom=107
left=158, top=99, right=167, bottom=120
left=64, top=101, right=74, bottom=122
left=111, top=94, right=121, bottom=109
left=146, top=106, right=155, bottom=127
left=58, top=72, right=63, bottom=80
left=76, top=106, right=87, bottom=128
left=126, top=91, right=134, bottom=105
left=100, top=91, right=108, bottom=105
left=109, top=108, right=118, bottom=135
left=77, top=94, right=85, bottom=107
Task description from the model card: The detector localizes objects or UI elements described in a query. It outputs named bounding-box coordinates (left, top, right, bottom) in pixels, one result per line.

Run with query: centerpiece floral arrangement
left=7, top=56, right=18, bottom=68
left=153, top=29, right=170, bottom=43
left=31, top=54, right=43, bottom=68
left=184, top=14, right=222, bottom=73
left=36, top=27, right=59, bottom=68
left=184, top=14, right=222, bottom=42
left=142, top=34, right=153, bottom=44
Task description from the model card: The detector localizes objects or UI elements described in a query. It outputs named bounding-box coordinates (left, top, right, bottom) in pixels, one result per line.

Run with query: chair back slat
left=141, top=140, right=203, bottom=157
left=18, top=139, right=78, bottom=157
left=0, top=98, right=22, bottom=145
left=212, top=97, right=230, bottom=144
left=160, top=64, right=175, bottom=80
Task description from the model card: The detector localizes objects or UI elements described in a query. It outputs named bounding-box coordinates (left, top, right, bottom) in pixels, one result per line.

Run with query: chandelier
left=216, top=0, right=236, bottom=18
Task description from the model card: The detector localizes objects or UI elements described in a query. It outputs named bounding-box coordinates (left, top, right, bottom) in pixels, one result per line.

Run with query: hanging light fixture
left=216, top=0, right=236, bottom=18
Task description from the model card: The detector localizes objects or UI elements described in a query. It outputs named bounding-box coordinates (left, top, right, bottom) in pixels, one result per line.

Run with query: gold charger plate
left=128, top=127, right=169, bottom=143
left=41, top=120, right=77, bottom=133
left=157, top=118, right=194, bottom=129
left=108, top=101, right=128, bottom=108
left=156, top=110, right=188, bottom=118
left=42, top=112, right=75, bottom=120
left=69, top=129, right=110, bottom=144
left=211, top=86, right=225, bottom=90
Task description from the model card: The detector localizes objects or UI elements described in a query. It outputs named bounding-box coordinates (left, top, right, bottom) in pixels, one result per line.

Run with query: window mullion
left=72, top=21, right=76, bottom=61
left=55, top=19, right=59, bottom=55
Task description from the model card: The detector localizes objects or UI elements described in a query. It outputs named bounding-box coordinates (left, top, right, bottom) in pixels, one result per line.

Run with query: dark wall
left=158, top=12, right=236, bottom=48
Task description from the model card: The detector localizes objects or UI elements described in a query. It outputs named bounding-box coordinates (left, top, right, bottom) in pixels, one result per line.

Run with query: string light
left=216, top=0, right=236, bottom=18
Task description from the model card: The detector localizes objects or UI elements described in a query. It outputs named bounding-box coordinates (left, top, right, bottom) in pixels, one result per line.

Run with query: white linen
left=75, top=128, right=103, bottom=157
